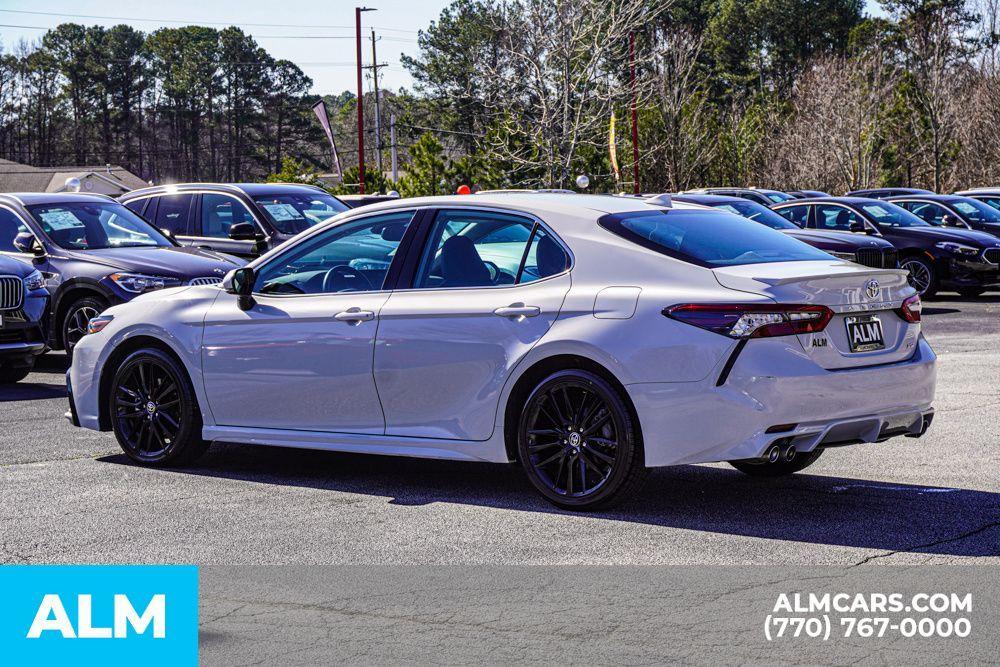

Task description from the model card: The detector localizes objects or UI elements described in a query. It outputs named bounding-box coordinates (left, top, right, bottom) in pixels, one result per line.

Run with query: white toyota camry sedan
left=67, top=193, right=936, bottom=510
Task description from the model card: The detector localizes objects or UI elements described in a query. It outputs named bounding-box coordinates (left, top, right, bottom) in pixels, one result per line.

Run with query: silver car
left=67, top=194, right=936, bottom=510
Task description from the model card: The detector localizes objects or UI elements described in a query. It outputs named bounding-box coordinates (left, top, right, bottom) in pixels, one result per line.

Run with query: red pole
left=629, top=31, right=639, bottom=195
left=355, top=7, right=366, bottom=194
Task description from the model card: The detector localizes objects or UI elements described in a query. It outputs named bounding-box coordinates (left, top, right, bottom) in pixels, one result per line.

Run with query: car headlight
left=109, top=273, right=182, bottom=293
left=935, top=241, right=980, bottom=257
left=86, top=314, right=114, bottom=335
left=23, top=269, right=44, bottom=291
left=828, top=251, right=856, bottom=261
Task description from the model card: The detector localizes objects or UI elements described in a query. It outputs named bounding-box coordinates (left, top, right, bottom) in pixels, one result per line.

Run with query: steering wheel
left=483, top=261, right=503, bottom=284
left=322, top=265, right=373, bottom=293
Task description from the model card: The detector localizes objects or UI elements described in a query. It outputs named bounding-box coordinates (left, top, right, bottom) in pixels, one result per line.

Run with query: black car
left=0, top=193, right=245, bottom=353
left=787, top=189, right=830, bottom=199
left=845, top=187, right=934, bottom=199
left=337, top=193, right=402, bottom=208
left=672, top=194, right=898, bottom=268
left=954, top=188, right=1000, bottom=211
left=887, top=194, right=1000, bottom=238
left=120, top=183, right=350, bottom=258
left=0, top=253, right=48, bottom=382
left=772, top=197, right=1000, bottom=297
left=680, top=187, right=794, bottom=207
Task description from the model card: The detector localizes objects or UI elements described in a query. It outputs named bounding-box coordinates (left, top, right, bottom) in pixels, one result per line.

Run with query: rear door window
left=201, top=193, right=256, bottom=239
left=775, top=205, right=810, bottom=227
left=153, top=194, right=194, bottom=235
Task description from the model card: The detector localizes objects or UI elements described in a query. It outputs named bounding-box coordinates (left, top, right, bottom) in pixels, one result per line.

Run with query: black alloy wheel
left=109, top=348, right=208, bottom=466
left=900, top=256, right=938, bottom=298
left=63, top=296, right=106, bottom=355
left=518, top=369, right=645, bottom=510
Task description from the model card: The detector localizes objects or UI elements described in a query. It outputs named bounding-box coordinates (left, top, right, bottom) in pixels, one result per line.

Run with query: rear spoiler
left=750, top=267, right=909, bottom=286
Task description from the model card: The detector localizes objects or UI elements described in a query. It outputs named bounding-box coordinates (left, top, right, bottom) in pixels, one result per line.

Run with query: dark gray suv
left=120, top=183, right=350, bottom=259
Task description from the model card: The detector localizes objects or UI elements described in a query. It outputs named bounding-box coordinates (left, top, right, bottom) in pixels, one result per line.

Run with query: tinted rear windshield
left=598, top=209, right=832, bottom=267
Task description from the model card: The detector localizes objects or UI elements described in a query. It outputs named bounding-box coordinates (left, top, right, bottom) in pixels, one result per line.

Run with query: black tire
left=517, top=369, right=646, bottom=510
left=0, top=365, right=31, bottom=384
left=957, top=287, right=986, bottom=298
left=729, top=448, right=824, bottom=477
left=900, top=256, right=938, bottom=298
left=62, top=296, right=107, bottom=355
left=109, top=348, right=209, bottom=466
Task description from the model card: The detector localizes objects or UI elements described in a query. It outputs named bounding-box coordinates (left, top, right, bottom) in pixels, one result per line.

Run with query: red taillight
left=898, top=294, right=922, bottom=323
left=663, top=303, right=833, bottom=339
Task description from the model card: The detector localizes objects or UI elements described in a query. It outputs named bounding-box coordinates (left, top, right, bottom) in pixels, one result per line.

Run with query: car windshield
left=253, top=192, right=349, bottom=235
left=713, top=201, right=798, bottom=230
left=860, top=202, right=931, bottom=228
left=26, top=202, right=172, bottom=250
left=951, top=198, right=1000, bottom=223
left=600, top=209, right=832, bottom=267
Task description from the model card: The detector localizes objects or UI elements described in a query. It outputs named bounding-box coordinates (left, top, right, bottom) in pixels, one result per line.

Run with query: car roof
left=773, top=196, right=884, bottom=206
left=886, top=194, right=962, bottom=202
left=122, top=182, right=329, bottom=199
left=0, top=192, right=117, bottom=206
left=955, top=189, right=1000, bottom=196
left=334, top=192, right=705, bottom=219
left=672, top=193, right=748, bottom=205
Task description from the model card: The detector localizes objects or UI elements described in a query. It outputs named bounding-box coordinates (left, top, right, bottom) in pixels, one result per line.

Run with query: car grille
left=985, top=248, right=1000, bottom=265
left=0, top=275, right=24, bottom=310
left=854, top=248, right=898, bottom=269
left=188, top=276, right=223, bottom=286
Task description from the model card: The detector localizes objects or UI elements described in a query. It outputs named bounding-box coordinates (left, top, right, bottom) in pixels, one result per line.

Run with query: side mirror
left=224, top=267, right=256, bottom=310
left=228, top=222, right=258, bottom=241
left=849, top=220, right=866, bottom=234
left=14, top=232, right=44, bottom=257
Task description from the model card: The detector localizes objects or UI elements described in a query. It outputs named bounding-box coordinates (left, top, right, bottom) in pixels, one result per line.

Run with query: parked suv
left=845, top=187, right=933, bottom=199
left=672, top=194, right=898, bottom=268
left=0, top=193, right=245, bottom=354
left=120, top=183, right=350, bottom=258
left=888, top=194, right=1000, bottom=238
left=0, top=254, right=48, bottom=382
left=772, top=197, right=1000, bottom=297
left=680, top=187, right=793, bottom=207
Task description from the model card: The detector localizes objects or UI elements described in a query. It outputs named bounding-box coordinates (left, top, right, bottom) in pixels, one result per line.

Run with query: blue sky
left=0, top=1, right=885, bottom=95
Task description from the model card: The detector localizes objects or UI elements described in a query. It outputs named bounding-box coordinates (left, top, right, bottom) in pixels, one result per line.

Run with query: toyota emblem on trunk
left=866, top=279, right=881, bottom=300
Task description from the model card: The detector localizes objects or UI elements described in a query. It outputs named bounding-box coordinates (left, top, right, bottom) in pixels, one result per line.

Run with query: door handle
left=493, top=305, right=541, bottom=319
left=334, top=309, right=375, bottom=323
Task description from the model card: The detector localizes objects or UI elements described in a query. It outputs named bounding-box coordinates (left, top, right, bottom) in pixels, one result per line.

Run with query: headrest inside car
left=379, top=223, right=407, bottom=242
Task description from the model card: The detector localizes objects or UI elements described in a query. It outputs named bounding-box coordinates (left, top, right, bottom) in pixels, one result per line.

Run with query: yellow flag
left=609, top=112, right=621, bottom=184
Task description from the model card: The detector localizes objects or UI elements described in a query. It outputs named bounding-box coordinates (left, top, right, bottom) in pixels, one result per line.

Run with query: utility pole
left=371, top=28, right=383, bottom=175
left=355, top=7, right=375, bottom=194
left=390, top=113, right=398, bottom=183
left=629, top=31, right=640, bottom=195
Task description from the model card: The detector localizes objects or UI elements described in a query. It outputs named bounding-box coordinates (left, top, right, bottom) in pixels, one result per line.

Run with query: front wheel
left=109, top=348, right=208, bottom=466
left=729, top=448, right=823, bottom=477
left=518, top=369, right=646, bottom=510
left=900, top=256, right=938, bottom=298
left=62, top=296, right=107, bottom=355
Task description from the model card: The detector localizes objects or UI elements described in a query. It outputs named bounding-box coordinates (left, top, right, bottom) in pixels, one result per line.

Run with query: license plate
left=845, top=314, right=885, bottom=352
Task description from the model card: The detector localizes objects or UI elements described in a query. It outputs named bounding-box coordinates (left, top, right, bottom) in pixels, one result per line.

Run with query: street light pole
left=355, top=7, right=375, bottom=194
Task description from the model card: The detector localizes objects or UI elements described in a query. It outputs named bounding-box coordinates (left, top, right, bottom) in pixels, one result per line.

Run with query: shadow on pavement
left=98, top=443, right=999, bottom=557
left=0, top=382, right=66, bottom=402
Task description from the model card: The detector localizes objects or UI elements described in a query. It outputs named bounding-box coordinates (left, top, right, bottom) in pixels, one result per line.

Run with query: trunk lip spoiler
left=723, top=267, right=909, bottom=287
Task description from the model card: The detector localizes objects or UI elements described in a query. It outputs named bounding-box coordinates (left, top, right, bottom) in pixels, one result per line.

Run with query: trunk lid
left=713, top=260, right=919, bottom=369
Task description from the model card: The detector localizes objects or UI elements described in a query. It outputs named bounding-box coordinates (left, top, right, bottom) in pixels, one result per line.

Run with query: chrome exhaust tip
left=766, top=444, right=781, bottom=464
left=783, top=445, right=796, bottom=462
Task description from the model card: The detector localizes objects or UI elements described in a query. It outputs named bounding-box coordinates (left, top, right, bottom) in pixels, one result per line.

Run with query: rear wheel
left=0, top=365, right=31, bottom=384
left=62, top=296, right=107, bottom=355
left=518, top=369, right=646, bottom=510
left=900, top=256, right=938, bottom=298
left=109, top=348, right=208, bottom=466
left=729, top=448, right=823, bottom=477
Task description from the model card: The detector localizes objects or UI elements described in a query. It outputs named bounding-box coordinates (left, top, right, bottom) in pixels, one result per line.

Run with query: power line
left=0, top=9, right=420, bottom=33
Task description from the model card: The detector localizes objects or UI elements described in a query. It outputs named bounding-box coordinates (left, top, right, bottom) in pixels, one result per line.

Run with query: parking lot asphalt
left=2, top=297, right=998, bottom=567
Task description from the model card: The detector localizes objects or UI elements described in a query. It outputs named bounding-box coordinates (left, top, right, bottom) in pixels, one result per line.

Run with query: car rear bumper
left=627, top=335, right=937, bottom=467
